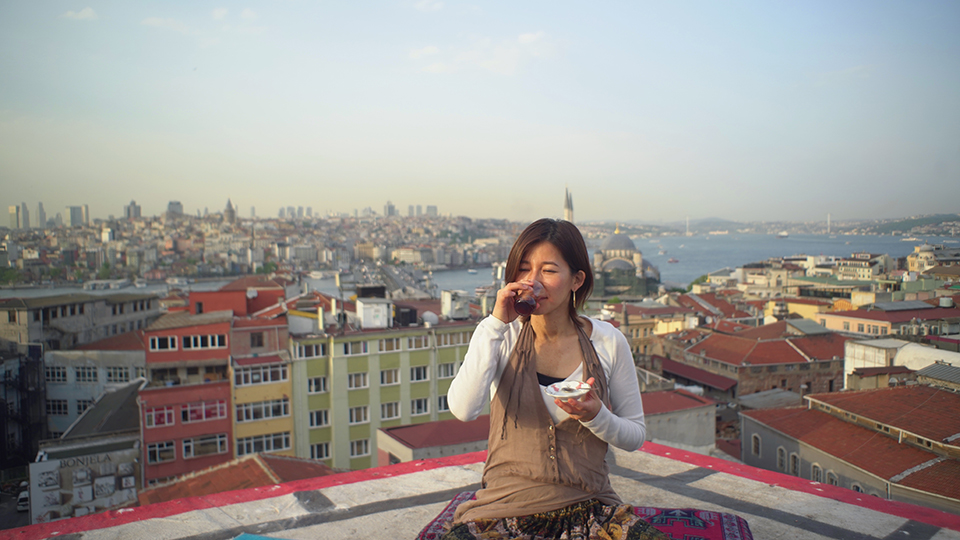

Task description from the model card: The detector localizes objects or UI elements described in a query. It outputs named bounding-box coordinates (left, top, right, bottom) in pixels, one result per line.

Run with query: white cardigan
left=448, top=316, right=647, bottom=452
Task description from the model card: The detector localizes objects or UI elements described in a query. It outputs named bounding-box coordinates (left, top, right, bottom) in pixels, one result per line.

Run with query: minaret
left=563, top=187, right=574, bottom=223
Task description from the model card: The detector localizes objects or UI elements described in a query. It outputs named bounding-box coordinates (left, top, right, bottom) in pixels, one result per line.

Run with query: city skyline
left=2, top=1, right=959, bottom=223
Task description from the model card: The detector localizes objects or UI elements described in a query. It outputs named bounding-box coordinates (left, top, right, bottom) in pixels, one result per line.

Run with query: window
left=147, top=441, right=176, bottom=463
left=438, top=332, right=467, bottom=347
left=235, top=364, right=288, bottom=386
left=183, top=434, right=228, bottom=458
left=235, top=399, right=289, bottom=422
left=308, top=376, right=328, bottom=394
left=77, top=399, right=94, bottom=415
left=7, top=311, right=16, bottom=323
left=827, top=472, right=839, bottom=486
left=145, top=406, right=175, bottom=427
left=857, top=323, right=864, bottom=333
left=297, top=343, right=327, bottom=359
left=349, top=406, right=369, bottom=425
left=250, top=332, right=264, bottom=348
left=75, top=366, right=98, bottom=383
left=379, top=338, right=400, bottom=352
left=309, top=409, right=329, bottom=427
left=182, top=334, right=227, bottom=350
left=777, top=447, right=786, bottom=471
left=790, top=453, right=800, bottom=476
left=106, top=366, right=130, bottom=383
left=311, top=442, right=330, bottom=460
left=45, top=366, right=67, bottom=383
left=843, top=321, right=850, bottom=331
left=236, top=432, right=291, bottom=456
left=381, top=401, right=400, bottom=420
left=348, top=372, right=368, bottom=389
left=811, top=464, right=823, bottom=483
left=438, top=363, right=455, bottom=379
left=341, top=341, right=368, bottom=356
left=380, top=368, right=400, bottom=386
left=751, top=434, right=761, bottom=457
left=411, top=398, right=429, bottom=416
left=195, top=302, right=203, bottom=314
left=350, top=439, right=370, bottom=457
left=407, top=336, right=430, bottom=350
left=438, top=395, right=449, bottom=412
left=852, top=483, right=864, bottom=493
left=149, top=336, right=177, bottom=351
left=181, top=400, right=228, bottom=423
left=46, top=399, right=68, bottom=416
left=411, top=366, right=429, bottom=382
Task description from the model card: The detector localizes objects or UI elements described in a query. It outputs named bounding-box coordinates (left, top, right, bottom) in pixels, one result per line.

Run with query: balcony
left=9, top=442, right=960, bottom=540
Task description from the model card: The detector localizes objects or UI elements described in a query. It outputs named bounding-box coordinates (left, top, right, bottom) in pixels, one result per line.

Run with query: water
left=2, top=235, right=950, bottom=300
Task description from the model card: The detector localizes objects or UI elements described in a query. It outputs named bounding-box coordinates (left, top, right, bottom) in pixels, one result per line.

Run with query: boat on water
left=668, top=258, right=679, bottom=263
left=900, top=237, right=921, bottom=242
left=777, top=231, right=789, bottom=238
left=658, top=250, right=667, bottom=255
left=466, top=268, right=478, bottom=274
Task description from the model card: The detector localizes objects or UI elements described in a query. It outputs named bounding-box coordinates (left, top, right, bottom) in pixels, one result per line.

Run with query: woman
left=445, top=219, right=666, bottom=540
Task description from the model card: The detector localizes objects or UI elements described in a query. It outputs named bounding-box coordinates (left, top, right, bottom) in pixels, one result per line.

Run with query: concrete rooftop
left=5, top=442, right=960, bottom=540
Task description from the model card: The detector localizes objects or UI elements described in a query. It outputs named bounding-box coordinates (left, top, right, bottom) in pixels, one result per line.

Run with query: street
left=0, top=491, right=30, bottom=531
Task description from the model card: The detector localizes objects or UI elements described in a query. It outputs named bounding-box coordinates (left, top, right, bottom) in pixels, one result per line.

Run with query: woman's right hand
left=491, top=281, right=534, bottom=324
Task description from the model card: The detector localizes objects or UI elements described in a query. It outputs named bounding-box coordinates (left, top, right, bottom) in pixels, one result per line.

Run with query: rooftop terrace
left=5, top=442, right=960, bottom=540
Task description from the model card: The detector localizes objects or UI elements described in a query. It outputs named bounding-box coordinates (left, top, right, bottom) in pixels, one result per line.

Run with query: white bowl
left=544, top=380, right=591, bottom=400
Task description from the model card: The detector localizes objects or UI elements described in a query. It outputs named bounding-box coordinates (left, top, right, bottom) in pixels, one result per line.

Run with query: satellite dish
left=422, top=311, right=439, bottom=326
left=246, top=289, right=258, bottom=299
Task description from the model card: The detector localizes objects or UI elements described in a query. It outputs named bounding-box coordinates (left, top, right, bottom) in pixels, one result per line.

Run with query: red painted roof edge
left=9, top=443, right=960, bottom=539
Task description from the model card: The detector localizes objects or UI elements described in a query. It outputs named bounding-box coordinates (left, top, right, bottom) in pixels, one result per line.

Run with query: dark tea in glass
left=514, top=280, right=543, bottom=316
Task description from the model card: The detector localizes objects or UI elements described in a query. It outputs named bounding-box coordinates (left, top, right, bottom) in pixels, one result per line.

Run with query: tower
left=563, top=187, right=574, bottom=223
left=224, top=199, right=236, bottom=225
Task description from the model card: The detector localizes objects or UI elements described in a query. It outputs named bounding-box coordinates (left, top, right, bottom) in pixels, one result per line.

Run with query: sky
left=1, top=1, right=959, bottom=225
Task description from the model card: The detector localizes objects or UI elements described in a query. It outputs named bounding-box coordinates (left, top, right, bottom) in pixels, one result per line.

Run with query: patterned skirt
left=441, top=499, right=670, bottom=540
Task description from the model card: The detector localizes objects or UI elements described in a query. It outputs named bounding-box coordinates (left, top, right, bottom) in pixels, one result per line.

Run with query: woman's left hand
left=555, top=377, right=601, bottom=422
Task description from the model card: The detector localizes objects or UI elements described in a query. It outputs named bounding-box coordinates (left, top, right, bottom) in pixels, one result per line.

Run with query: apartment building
left=818, top=302, right=960, bottom=338
left=0, top=293, right=160, bottom=352
left=138, top=311, right=233, bottom=485
left=290, top=317, right=476, bottom=470
left=43, top=331, right=146, bottom=437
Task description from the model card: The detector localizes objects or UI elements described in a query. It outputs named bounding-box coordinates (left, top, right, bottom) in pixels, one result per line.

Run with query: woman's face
left=515, top=241, right=584, bottom=316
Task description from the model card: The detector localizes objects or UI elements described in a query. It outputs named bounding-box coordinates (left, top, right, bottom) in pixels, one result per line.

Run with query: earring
left=573, top=290, right=577, bottom=306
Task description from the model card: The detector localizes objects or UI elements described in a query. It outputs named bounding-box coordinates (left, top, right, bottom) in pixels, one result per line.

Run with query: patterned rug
left=416, top=492, right=753, bottom=540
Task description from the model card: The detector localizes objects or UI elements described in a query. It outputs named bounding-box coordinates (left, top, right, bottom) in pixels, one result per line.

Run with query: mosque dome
left=919, top=244, right=935, bottom=253
left=600, top=226, right=638, bottom=253
left=601, top=259, right=635, bottom=271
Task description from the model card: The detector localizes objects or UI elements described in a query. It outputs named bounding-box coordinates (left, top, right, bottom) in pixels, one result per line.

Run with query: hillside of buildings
left=1, top=208, right=960, bottom=530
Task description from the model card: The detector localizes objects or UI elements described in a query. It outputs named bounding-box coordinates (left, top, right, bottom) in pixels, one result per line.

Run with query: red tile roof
left=136, top=453, right=335, bottom=506
left=704, top=319, right=752, bottom=334
left=852, top=365, right=915, bottom=377
left=75, top=330, right=146, bottom=351
left=382, top=415, right=489, bottom=449
left=686, top=332, right=848, bottom=366
left=642, top=388, right=717, bottom=414
left=788, top=333, right=851, bottom=361
left=736, top=321, right=790, bottom=340
left=660, top=358, right=737, bottom=391
left=742, top=407, right=960, bottom=498
left=806, top=386, right=960, bottom=443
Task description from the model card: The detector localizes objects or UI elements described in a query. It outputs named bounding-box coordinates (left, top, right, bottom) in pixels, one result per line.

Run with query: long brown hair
left=504, top=218, right=593, bottom=325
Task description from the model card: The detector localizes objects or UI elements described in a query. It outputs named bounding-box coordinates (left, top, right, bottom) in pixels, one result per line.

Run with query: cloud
left=409, top=46, right=440, bottom=59
left=414, top=0, right=444, bottom=12
left=142, top=17, right=192, bottom=35
left=212, top=8, right=228, bottom=20
left=241, top=8, right=258, bottom=20
left=61, top=7, right=98, bottom=21
left=518, top=31, right=544, bottom=44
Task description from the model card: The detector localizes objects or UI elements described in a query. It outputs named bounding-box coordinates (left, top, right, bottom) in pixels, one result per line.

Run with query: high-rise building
left=383, top=201, right=396, bottom=218
left=408, top=205, right=414, bottom=217
left=425, top=205, right=438, bottom=217
left=36, top=202, right=46, bottom=229
left=251, top=206, right=256, bottom=218
left=306, top=207, right=312, bottom=217
left=8, top=205, right=20, bottom=229
left=416, top=205, right=422, bottom=216
left=124, top=200, right=141, bottom=220
left=167, top=201, right=183, bottom=215
left=278, top=207, right=284, bottom=218
left=66, top=206, right=84, bottom=227
left=563, top=187, right=574, bottom=224
left=20, top=203, right=30, bottom=229
left=297, top=206, right=304, bottom=219
left=82, top=204, right=89, bottom=224
left=286, top=206, right=295, bottom=219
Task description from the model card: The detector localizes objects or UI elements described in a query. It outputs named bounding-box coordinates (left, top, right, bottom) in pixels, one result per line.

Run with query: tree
left=687, top=274, right=708, bottom=292
left=98, top=262, right=111, bottom=280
